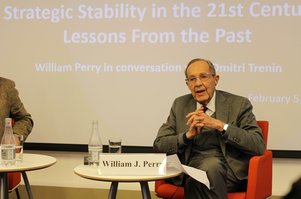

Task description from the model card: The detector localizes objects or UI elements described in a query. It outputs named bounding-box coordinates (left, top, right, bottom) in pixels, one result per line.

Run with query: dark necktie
left=202, top=106, right=208, bottom=114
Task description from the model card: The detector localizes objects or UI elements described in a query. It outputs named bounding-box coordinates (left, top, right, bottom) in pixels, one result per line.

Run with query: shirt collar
left=197, top=91, right=216, bottom=116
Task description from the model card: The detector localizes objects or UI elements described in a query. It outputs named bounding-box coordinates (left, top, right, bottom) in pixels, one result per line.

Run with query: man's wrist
left=183, top=133, right=191, bottom=145
left=223, top=124, right=229, bottom=131
left=221, top=124, right=229, bottom=135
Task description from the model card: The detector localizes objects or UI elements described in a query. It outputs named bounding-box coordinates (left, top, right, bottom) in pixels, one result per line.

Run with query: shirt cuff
left=183, top=133, right=191, bottom=145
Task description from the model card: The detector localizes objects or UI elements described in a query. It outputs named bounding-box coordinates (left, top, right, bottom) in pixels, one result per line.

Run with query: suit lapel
left=215, top=91, right=230, bottom=155
left=215, top=91, right=229, bottom=123
left=186, top=96, right=197, bottom=114
left=184, top=96, right=196, bottom=164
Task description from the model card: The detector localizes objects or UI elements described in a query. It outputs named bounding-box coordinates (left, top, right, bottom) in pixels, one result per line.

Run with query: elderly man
left=153, top=58, right=264, bottom=198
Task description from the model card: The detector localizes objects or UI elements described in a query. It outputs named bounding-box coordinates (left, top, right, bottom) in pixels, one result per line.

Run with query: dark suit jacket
left=153, top=90, right=264, bottom=182
left=0, top=77, right=33, bottom=139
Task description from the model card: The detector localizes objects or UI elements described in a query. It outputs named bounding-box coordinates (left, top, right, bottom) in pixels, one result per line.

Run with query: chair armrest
left=246, top=150, right=273, bottom=199
left=155, top=180, right=184, bottom=199
left=155, top=180, right=166, bottom=193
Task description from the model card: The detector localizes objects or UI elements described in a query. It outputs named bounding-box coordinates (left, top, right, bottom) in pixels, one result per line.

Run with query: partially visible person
left=283, top=177, right=301, bottom=199
left=153, top=58, right=264, bottom=198
left=0, top=77, right=33, bottom=140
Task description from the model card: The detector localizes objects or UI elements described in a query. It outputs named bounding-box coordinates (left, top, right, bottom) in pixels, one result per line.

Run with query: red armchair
left=8, top=172, right=21, bottom=198
left=155, top=121, right=272, bottom=199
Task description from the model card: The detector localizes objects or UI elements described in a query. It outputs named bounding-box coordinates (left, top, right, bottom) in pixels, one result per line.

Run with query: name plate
left=98, top=153, right=166, bottom=175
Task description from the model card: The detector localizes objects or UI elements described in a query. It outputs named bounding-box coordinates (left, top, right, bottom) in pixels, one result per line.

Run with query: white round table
left=0, top=153, right=57, bottom=199
left=74, top=165, right=182, bottom=199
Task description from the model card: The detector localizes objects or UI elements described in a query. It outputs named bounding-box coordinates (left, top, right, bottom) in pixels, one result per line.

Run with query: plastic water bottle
left=1, top=118, right=16, bottom=166
left=88, top=120, right=103, bottom=166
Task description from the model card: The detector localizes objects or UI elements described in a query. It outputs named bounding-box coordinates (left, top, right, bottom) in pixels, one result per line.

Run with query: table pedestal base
left=108, top=181, right=151, bottom=199
left=0, top=172, right=34, bottom=199
left=22, top=171, right=34, bottom=199
left=0, top=173, right=8, bottom=199
left=140, top=181, right=151, bottom=199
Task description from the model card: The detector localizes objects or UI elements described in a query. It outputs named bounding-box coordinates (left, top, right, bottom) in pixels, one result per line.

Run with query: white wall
left=23, top=150, right=301, bottom=196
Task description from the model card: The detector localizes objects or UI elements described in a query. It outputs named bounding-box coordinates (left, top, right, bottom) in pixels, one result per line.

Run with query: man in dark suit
left=0, top=77, right=33, bottom=140
left=153, top=58, right=265, bottom=198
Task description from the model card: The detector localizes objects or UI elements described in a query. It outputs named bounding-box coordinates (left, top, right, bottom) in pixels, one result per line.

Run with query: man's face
left=186, top=60, right=219, bottom=105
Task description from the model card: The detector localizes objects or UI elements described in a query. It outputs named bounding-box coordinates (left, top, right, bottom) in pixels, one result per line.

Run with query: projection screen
left=1, top=1, right=300, bottom=151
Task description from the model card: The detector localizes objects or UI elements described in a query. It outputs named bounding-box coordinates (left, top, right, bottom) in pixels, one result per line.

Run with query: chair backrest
left=256, top=120, right=269, bottom=148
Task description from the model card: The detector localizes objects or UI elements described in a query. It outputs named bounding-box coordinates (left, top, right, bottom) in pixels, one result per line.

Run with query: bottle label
left=91, top=150, right=99, bottom=161
left=89, top=146, right=102, bottom=166
left=1, top=144, right=16, bottom=161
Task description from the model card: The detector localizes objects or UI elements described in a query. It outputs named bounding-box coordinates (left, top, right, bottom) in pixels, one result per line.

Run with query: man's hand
left=185, top=108, right=225, bottom=139
left=185, top=108, right=206, bottom=139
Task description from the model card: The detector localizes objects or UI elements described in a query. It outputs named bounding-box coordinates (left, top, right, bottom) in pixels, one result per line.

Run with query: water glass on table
left=15, top=134, right=24, bottom=163
left=108, top=138, right=122, bottom=153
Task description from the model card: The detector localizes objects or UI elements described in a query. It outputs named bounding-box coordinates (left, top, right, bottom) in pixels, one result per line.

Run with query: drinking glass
left=108, top=138, right=122, bottom=153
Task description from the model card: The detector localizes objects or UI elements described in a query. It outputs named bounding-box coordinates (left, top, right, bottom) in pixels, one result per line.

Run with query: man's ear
left=214, top=75, right=220, bottom=86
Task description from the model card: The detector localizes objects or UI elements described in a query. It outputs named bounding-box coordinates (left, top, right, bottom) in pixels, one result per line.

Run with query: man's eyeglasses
left=185, top=73, right=215, bottom=84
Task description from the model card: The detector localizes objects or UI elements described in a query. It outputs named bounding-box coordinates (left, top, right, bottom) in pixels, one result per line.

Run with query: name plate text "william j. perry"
left=98, top=153, right=166, bottom=176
